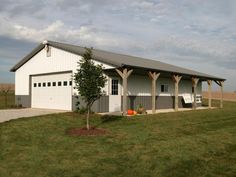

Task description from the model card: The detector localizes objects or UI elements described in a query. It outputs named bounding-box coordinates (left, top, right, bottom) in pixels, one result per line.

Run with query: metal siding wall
left=126, top=96, right=152, bottom=110
left=98, top=96, right=109, bottom=112
left=179, top=79, right=192, bottom=95
left=157, top=77, right=175, bottom=96
left=197, top=81, right=202, bottom=95
left=156, top=96, right=173, bottom=109
left=72, top=96, right=109, bottom=113
left=122, top=96, right=202, bottom=110
left=125, top=74, right=153, bottom=96
left=126, top=75, right=202, bottom=97
left=15, top=95, right=31, bottom=107
left=127, top=75, right=151, bottom=96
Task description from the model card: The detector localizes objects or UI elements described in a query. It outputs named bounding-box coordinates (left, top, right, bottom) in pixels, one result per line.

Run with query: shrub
left=136, top=104, right=146, bottom=114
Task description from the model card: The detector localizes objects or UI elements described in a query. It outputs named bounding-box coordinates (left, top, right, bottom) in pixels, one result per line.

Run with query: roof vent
left=42, top=40, right=48, bottom=45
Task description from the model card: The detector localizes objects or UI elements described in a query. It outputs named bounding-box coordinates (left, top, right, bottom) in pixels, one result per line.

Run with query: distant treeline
left=0, top=83, right=15, bottom=91
left=202, top=91, right=236, bottom=102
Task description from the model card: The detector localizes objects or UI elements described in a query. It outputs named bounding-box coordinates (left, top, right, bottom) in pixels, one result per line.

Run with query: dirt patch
left=66, top=127, right=108, bottom=136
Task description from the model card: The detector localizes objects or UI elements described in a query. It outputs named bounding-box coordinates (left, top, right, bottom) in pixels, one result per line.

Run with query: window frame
left=111, top=79, right=119, bottom=95
left=161, top=84, right=169, bottom=93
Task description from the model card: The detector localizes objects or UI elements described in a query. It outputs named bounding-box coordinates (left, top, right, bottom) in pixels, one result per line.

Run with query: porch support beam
left=215, top=80, right=224, bottom=108
left=148, top=71, right=160, bottom=114
left=192, top=77, right=199, bottom=110
left=172, top=75, right=182, bottom=111
left=116, top=68, right=133, bottom=115
left=207, top=80, right=212, bottom=108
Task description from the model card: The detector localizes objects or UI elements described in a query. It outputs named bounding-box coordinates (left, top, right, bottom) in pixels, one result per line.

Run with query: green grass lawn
left=0, top=92, right=15, bottom=109
left=0, top=100, right=236, bottom=177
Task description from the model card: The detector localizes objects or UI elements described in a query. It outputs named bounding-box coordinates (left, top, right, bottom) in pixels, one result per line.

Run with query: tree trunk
left=86, top=106, right=90, bottom=130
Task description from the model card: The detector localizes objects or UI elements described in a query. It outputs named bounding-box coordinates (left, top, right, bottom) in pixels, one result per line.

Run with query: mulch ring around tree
left=66, top=127, right=108, bottom=136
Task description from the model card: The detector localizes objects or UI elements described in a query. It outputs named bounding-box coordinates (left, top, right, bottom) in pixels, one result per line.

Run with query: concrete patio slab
left=146, top=106, right=215, bottom=114
left=99, top=107, right=215, bottom=116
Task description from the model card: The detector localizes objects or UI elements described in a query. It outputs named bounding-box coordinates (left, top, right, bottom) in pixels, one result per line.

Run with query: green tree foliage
left=74, top=48, right=107, bottom=130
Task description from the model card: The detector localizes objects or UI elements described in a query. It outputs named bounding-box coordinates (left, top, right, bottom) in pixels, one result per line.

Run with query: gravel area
left=0, top=108, right=67, bottom=123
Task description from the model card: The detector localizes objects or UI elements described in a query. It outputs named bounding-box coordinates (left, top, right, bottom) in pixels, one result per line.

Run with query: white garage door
left=31, top=72, right=72, bottom=110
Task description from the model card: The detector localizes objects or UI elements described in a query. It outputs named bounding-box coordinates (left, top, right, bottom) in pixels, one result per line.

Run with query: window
left=63, top=81, right=67, bottom=86
left=111, top=79, right=119, bottom=95
left=58, top=81, right=62, bottom=86
left=52, top=82, right=56, bottom=86
left=161, top=84, right=168, bottom=93
left=34, top=83, right=37, bottom=87
left=38, top=83, right=41, bottom=87
left=69, top=81, right=72, bottom=86
left=43, top=82, right=46, bottom=87
left=47, top=82, right=51, bottom=87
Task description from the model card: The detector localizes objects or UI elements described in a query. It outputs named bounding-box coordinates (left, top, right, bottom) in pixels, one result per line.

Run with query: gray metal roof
left=10, top=40, right=225, bottom=81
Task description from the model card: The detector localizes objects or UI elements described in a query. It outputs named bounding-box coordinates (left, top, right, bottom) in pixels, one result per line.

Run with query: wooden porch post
left=215, top=80, right=224, bottom=108
left=220, top=81, right=224, bottom=108
left=148, top=71, right=160, bottom=114
left=207, top=80, right=212, bottom=108
left=192, top=77, right=199, bottom=110
left=116, top=68, right=133, bottom=115
left=172, top=75, right=182, bottom=111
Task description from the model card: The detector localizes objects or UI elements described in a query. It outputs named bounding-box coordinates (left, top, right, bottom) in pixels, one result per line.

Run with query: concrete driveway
left=0, top=108, right=67, bottom=123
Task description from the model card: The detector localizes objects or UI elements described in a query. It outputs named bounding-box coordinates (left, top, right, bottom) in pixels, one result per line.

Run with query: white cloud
left=0, top=16, right=63, bottom=41
left=131, top=1, right=155, bottom=9
left=0, top=15, right=145, bottom=52
left=155, top=35, right=236, bottom=60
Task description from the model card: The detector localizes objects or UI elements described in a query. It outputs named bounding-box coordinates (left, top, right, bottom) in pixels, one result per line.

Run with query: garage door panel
left=31, top=72, right=72, bottom=110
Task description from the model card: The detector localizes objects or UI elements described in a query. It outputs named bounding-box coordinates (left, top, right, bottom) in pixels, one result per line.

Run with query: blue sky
left=0, top=0, right=235, bottom=91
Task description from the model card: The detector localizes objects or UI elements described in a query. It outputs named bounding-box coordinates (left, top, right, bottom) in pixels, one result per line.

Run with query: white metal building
left=11, top=40, right=225, bottom=113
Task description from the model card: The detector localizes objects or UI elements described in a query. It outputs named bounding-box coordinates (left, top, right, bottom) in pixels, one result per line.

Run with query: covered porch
left=104, top=66, right=225, bottom=116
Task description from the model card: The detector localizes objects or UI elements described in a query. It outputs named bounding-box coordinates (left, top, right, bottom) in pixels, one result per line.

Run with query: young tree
left=74, top=48, right=107, bottom=130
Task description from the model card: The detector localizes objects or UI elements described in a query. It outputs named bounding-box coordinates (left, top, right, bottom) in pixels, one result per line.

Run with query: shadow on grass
left=73, top=114, right=124, bottom=129
left=162, top=158, right=207, bottom=177
left=100, top=115, right=123, bottom=123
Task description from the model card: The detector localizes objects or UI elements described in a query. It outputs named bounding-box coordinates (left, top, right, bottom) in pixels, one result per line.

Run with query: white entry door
left=31, top=72, right=72, bottom=110
left=109, top=78, right=121, bottom=112
left=109, top=95, right=121, bottom=112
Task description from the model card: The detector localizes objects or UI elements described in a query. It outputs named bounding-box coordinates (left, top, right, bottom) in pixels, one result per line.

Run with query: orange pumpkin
left=127, top=109, right=134, bottom=115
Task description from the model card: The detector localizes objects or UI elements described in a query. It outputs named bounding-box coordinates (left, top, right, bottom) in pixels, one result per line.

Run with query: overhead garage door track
left=0, top=108, right=67, bottom=123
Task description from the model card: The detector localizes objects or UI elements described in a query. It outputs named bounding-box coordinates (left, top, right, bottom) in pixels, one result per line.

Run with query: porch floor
left=99, top=106, right=215, bottom=116
left=146, top=106, right=214, bottom=114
